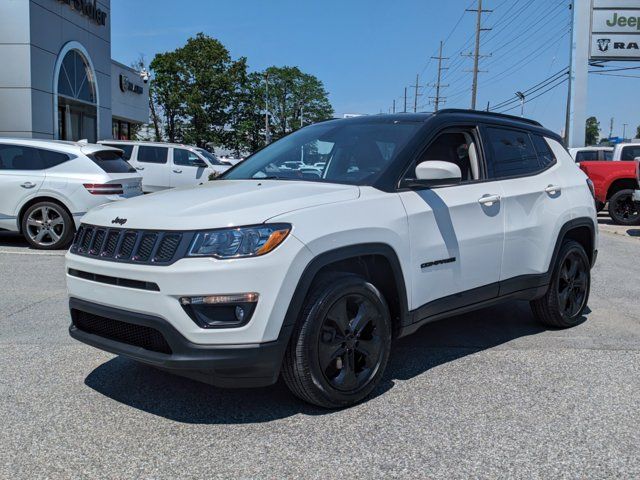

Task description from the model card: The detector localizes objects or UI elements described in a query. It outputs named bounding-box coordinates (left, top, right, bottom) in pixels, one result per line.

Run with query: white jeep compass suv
left=66, top=110, right=598, bottom=408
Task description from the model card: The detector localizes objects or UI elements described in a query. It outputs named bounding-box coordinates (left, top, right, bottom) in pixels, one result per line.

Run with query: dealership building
left=0, top=0, right=149, bottom=142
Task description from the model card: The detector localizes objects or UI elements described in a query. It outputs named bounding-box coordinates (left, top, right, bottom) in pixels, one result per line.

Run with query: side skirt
left=398, top=274, right=549, bottom=338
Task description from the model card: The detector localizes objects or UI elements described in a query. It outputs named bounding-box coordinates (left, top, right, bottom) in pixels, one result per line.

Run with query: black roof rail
left=434, top=108, right=542, bottom=127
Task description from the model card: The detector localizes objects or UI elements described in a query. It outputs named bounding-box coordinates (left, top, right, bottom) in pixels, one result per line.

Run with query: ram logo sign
left=597, top=38, right=611, bottom=51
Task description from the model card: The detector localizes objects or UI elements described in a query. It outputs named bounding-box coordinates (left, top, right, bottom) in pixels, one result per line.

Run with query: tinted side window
left=485, top=127, right=539, bottom=179
left=575, top=150, right=598, bottom=162
left=137, top=146, right=168, bottom=164
left=531, top=135, right=556, bottom=168
left=173, top=149, right=201, bottom=166
left=102, top=143, right=133, bottom=160
left=603, top=150, right=613, bottom=161
left=621, top=145, right=640, bottom=161
left=89, top=150, right=136, bottom=173
left=0, top=144, right=69, bottom=170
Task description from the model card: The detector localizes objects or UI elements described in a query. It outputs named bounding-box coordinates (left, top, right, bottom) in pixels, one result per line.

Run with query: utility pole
left=466, top=0, right=492, bottom=110
left=565, top=0, right=589, bottom=147
left=413, top=74, right=421, bottom=113
left=623, top=123, right=628, bottom=140
left=264, top=72, right=271, bottom=144
left=392, top=99, right=396, bottom=114
left=429, top=41, right=449, bottom=112
left=608, top=117, right=614, bottom=139
left=403, top=87, right=407, bottom=113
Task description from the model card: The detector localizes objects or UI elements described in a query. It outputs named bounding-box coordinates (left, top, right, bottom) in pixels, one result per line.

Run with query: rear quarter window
left=137, top=146, right=168, bottom=164
left=89, top=150, right=136, bottom=173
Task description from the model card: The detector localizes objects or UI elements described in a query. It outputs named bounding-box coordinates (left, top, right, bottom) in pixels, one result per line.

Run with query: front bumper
left=633, top=190, right=640, bottom=203
left=69, top=298, right=291, bottom=387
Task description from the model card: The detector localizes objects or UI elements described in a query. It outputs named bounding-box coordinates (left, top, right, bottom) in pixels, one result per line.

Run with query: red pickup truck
left=579, top=160, right=640, bottom=225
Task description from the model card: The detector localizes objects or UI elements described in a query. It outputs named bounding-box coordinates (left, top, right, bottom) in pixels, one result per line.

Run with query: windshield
left=223, top=120, right=420, bottom=185
left=196, top=148, right=223, bottom=165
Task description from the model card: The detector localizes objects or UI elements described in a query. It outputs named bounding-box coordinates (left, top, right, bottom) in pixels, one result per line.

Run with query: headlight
left=187, top=224, right=291, bottom=258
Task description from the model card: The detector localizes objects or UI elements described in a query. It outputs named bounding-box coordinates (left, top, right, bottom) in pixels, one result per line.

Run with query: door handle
left=478, top=194, right=501, bottom=206
left=20, top=182, right=36, bottom=189
left=135, top=166, right=145, bottom=171
left=545, top=185, right=561, bottom=195
left=173, top=169, right=182, bottom=174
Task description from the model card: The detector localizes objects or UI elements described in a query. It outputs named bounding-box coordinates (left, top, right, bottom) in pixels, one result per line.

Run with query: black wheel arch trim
left=281, top=243, right=410, bottom=330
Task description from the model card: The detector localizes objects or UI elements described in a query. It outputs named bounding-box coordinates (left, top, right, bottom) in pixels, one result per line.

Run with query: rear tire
left=282, top=274, right=392, bottom=408
left=530, top=240, right=590, bottom=328
left=21, top=201, right=74, bottom=250
left=608, top=189, right=640, bottom=225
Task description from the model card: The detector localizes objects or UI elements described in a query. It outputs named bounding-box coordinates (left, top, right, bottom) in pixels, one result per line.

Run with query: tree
left=636, top=124, right=640, bottom=139
left=131, top=55, right=162, bottom=141
left=149, top=50, right=184, bottom=143
left=585, top=116, right=600, bottom=145
left=227, top=72, right=268, bottom=155
left=263, top=66, right=333, bottom=140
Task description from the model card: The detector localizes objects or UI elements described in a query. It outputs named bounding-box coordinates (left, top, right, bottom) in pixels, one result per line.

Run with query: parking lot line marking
left=0, top=249, right=65, bottom=256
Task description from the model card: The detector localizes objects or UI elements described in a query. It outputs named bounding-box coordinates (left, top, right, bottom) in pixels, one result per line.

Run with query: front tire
left=282, top=274, right=392, bottom=408
left=608, top=189, right=640, bottom=225
left=530, top=240, right=590, bottom=328
left=21, top=201, right=74, bottom=250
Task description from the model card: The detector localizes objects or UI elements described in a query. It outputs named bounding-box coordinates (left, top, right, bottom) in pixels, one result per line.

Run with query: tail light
left=83, top=183, right=124, bottom=195
left=635, top=158, right=640, bottom=185
left=586, top=178, right=596, bottom=200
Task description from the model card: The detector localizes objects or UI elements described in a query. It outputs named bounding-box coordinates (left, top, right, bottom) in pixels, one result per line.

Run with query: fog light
left=179, top=293, right=258, bottom=329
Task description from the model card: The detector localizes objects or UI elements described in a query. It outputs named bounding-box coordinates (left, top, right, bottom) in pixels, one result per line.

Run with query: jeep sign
left=590, top=2, right=640, bottom=61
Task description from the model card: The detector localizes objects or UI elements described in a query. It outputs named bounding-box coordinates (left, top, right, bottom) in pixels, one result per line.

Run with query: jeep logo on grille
left=111, top=217, right=127, bottom=225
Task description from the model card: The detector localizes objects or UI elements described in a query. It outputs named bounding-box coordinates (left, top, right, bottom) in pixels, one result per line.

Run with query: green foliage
left=263, top=66, right=334, bottom=140
left=585, top=116, right=600, bottom=146
left=636, top=124, right=640, bottom=139
left=148, top=34, right=334, bottom=154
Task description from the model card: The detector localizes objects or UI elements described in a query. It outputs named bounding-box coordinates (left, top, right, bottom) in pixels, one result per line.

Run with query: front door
left=398, top=128, right=505, bottom=313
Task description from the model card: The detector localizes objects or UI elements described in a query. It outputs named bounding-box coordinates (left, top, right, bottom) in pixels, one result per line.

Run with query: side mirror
left=406, top=161, right=462, bottom=188
left=192, top=159, right=208, bottom=168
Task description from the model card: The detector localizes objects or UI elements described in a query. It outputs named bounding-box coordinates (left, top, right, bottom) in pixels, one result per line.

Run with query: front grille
left=72, top=309, right=172, bottom=354
left=70, top=225, right=187, bottom=265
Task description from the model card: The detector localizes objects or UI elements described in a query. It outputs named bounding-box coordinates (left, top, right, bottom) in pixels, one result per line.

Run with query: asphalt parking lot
left=1, top=224, right=639, bottom=479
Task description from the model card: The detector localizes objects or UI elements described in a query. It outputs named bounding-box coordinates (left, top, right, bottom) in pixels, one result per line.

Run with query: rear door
left=0, top=144, right=48, bottom=230
left=170, top=147, right=210, bottom=188
left=134, top=145, right=170, bottom=192
left=481, top=126, right=563, bottom=286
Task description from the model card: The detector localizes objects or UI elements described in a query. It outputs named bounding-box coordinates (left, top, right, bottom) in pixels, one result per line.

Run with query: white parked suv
left=66, top=110, right=598, bottom=408
left=0, top=139, right=142, bottom=249
left=99, top=141, right=230, bottom=193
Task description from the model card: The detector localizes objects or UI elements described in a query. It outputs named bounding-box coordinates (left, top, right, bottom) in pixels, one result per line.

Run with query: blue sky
left=111, top=0, right=639, bottom=138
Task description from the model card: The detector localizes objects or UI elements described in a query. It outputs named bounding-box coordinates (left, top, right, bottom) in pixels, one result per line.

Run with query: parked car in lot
left=611, top=142, right=640, bottom=162
left=99, top=141, right=230, bottom=193
left=579, top=152, right=640, bottom=225
left=569, top=146, right=613, bottom=162
left=66, top=110, right=597, bottom=408
left=0, top=139, right=142, bottom=249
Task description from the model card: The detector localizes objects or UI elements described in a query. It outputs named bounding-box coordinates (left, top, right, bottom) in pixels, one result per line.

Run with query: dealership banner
left=590, top=1, right=640, bottom=60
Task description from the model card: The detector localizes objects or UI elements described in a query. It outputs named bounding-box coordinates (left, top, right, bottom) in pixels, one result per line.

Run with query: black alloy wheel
left=608, top=189, right=640, bottom=225
left=282, top=274, right=392, bottom=408
left=318, top=294, right=384, bottom=392
left=531, top=240, right=591, bottom=328
left=556, top=251, right=589, bottom=319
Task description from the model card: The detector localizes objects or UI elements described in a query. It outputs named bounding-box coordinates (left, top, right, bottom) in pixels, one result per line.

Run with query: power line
left=490, top=67, right=569, bottom=111
left=496, top=76, right=568, bottom=114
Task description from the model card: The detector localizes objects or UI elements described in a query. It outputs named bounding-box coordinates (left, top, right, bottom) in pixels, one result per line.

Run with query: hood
left=81, top=180, right=360, bottom=230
